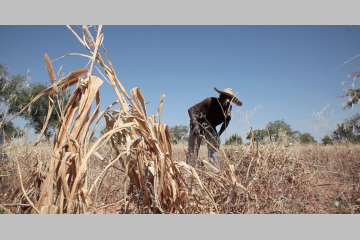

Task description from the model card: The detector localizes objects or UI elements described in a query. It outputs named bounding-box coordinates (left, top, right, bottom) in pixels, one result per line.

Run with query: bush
left=225, top=133, right=242, bottom=145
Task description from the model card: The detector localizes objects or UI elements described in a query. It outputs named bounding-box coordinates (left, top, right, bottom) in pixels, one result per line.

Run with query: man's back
left=191, top=97, right=232, bottom=129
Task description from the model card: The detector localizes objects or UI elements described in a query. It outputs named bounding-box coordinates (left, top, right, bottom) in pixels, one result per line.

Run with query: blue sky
left=1, top=25, right=359, bottom=143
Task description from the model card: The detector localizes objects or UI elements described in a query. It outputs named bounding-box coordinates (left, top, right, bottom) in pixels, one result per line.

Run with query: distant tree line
left=169, top=114, right=360, bottom=146
left=242, top=119, right=317, bottom=145
left=169, top=119, right=319, bottom=146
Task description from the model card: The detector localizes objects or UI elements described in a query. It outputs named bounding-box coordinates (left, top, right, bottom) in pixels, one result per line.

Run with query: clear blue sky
left=1, top=25, right=359, bottom=143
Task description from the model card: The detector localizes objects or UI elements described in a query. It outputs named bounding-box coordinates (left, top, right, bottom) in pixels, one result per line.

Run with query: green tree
left=332, top=113, right=360, bottom=143
left=169, top=125, right=189, bottom=144
left=338, top=27, right=360, bottom=109
left=0, top=113, right=24, bottom=142
left=246, top=129, right=269, bottom=143
left=321, top=135, right=333, bottom=145
left=0, top=64, right=27, bottom=141
left=299, top=133, right=317, bottom=144
left=225, top=133, right=243, bottom=145
left=7, top=82, right=69, bottom=142
left=265, top=119, right=300, bottom=141
left=342, top=88, right=360, bottom=109
left=341, top=70, right=360, bottom=109
left=0, top=64, right=28, bottom=104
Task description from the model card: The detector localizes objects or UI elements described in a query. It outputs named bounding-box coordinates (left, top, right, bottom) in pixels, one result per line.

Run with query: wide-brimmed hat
left=214, top=87, right=242, bottom=106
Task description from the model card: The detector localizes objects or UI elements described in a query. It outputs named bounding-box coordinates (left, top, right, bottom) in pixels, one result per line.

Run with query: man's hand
left=193, top=125, right=201, bottom=137
left=214, top=132, right=220, bottom=143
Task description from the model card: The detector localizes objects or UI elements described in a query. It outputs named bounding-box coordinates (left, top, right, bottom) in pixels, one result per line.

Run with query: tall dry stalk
left=3, top=25, right=246, bottom=214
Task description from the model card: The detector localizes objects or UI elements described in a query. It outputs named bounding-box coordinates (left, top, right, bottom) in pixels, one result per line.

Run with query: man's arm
left=218, top=115, right=231, bottom=136
left=188, top=98, right=210, bottom=137
left=188, top=107, right=200, bottom=136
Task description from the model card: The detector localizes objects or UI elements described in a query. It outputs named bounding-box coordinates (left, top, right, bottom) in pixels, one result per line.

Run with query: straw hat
left=214, top=87, right=242, bottom=106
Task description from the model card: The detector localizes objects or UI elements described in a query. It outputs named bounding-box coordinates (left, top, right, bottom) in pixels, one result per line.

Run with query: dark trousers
left=186, top=122, right=220, bottom=168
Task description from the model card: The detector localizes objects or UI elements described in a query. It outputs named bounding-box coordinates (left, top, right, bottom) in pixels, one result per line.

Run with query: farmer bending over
left=186, top=87, right=242, bottom=169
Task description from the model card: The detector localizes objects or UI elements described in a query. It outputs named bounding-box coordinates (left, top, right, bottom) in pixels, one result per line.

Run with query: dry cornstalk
left=6, top=25, right=245, bottom=214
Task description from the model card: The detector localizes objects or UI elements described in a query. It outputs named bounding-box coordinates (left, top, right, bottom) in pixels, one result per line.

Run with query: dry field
left=1, top=25, right=359, bottom=214
left=1, top=140, right=359, bottom=214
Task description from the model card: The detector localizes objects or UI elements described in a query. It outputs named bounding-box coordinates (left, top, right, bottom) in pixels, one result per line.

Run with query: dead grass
left=1, top=139, right=360, bottom=214
left=171, top=141, right=360, bottom=214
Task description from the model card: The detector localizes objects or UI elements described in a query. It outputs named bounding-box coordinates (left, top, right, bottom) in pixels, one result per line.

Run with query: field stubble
left=1, top=139, right=359, bottom=214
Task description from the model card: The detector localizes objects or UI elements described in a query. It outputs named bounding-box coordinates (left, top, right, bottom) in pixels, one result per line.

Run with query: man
left=186, top=87, right=242, bottom=169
